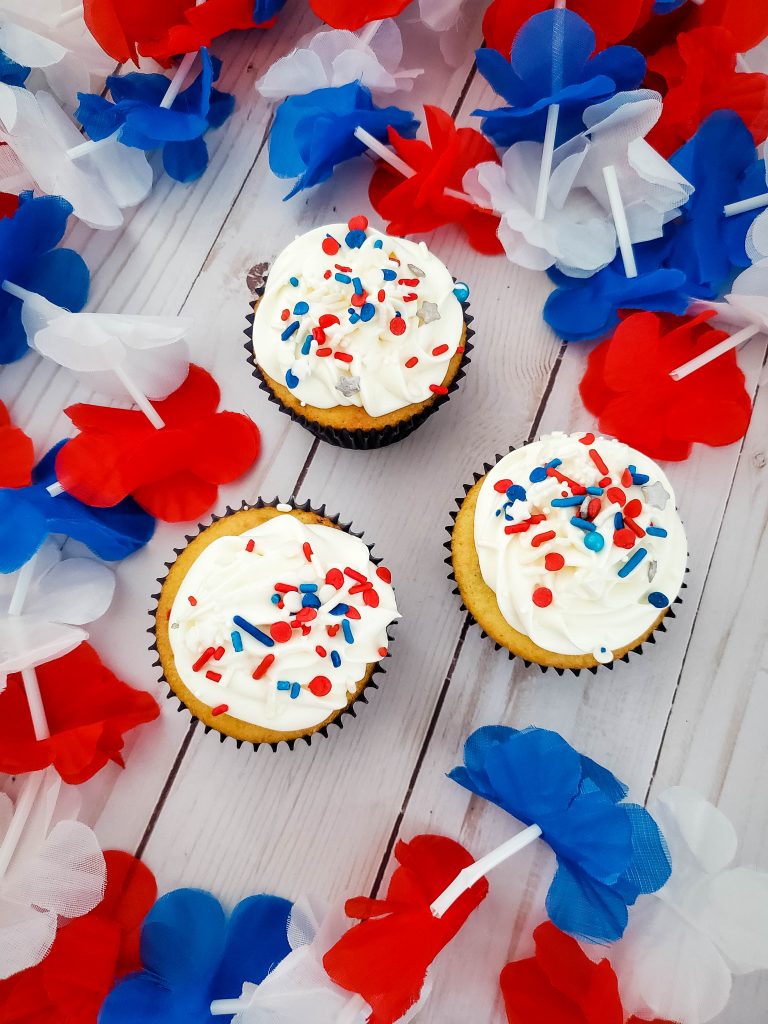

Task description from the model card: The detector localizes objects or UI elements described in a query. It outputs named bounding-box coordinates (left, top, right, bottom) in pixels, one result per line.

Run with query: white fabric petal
left=0, top=898, right=56, bottom=980
left=25, top=556, right=116, bottom=626
left=746, top=208, right=768, bottom=263
left=653, top=787, right=738, bottom=876
left=699, top=867, right=768, bottom=974
left=689, top=261, right=768, bottom=332
left=0, top=616, right=85, bottom=674
left=419, top=0, right=464, bottom=32
left=0, top=21, right=66, bottom=68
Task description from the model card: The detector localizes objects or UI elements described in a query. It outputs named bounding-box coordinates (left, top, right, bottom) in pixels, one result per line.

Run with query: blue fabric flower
left=0, top=49, right=30, bottom=87
left=269, top=81, right=418, bottom=199
left=449, top=726, right=671, bottom=943
left=667, top=110, right=765, bottom=300
left=0, top=440, right=155, bottom=574
left=0, top=193, right=89, bottom=365
left=653, top=0, right=690, bottom=12
left=254, top=0, right=286, bottom=20
left=100, top=888, right=293, bottom=1024
left=75, top=49, right=234, bottom=184
left=544, top=240, right=689, bottom=342
left=473, top=10, right=646, bottom=148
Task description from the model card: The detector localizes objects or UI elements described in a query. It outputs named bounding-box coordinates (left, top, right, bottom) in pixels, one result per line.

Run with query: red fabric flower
left=0, top=190, right=19, bottom=220
left=140, top=0, right=267, bottom=62
left=0, top=642, right=160, bottom=785
left=309, top=0, right=415, bottom=31
left=83, top=0, right=191, bottom=63
left=579, top=310, right=752, bottom=462
left=501, top=922, right=675, bottom=1024
left=55, top=364, right=261, bottom=523
left=369, top=105, right=503, bottom=255
left=647, top=28, right=768, bottom=157
left=628, top=0, right=768, bottom=64
left=0, top=401, right=34, bottom=488
left=323, top=834, right=489, bottom=1024
left=482, top=0, right=654, bottom=55
left=0, top=851, right=157, bottom=1024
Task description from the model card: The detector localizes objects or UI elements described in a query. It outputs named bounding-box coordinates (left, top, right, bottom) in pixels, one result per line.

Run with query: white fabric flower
left=689, top=260, right=768, bottom=331
left=611, top=787, right=768, bottom=1024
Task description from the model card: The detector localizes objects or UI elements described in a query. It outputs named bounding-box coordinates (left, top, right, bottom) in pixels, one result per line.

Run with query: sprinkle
left=319, top=314, right=341, bottom=328
left=302, top=593, right=321, bottom=608
left=547, top=467, right=586, bottom=494
left=350, top=276, right=363, bottom=295
left=382, top=268, right=397, bottom=281
left=529, top=466, right=548, bottom=483
left=322, top=236, right=340, bottom=255
left=316, top=645, right=327, bottom=657
left=348, top=214, right=368, bottom=231
left=378, top=646, right=388, bottom=657
left=359, top=303, right=376, bottom=321
left=531, top=529, right=556, bottom=547
left=494, top=478, right=513, bottom=493
left=613, top=528, right=635, bottom=549
left=432, top=344, right=449, bottom=356
left=192, top=648, right=215, bottom=672
left=335, top=272, right=351, bottom=283
left=586, top=486, right=604, bottom=495
left=285, top=369, right=299, bottom=389
left=213, top=646, right=225, bottom=660
left=312, top=327, right=326, bottom=345
left=330, top=603, right=349, bottom=616
left=408, top=263, right=424, bottom=277
left=211, top=704, right=228, bottom=716
left=205, top=670, right=222, bottom=682
left=403, top=293, right=418, bottom=302
left=188, top=595, right=197, bottom=606
left=246, top=538, right=255, bottom=552
left=630, top=466, right=650, bottom=485
left=552, top=496, right=582, bottom=507
left=345, top=229, right=366, bottom=248
left=309, top=675, right=332, bottom=696
left=252, top=654, right=275, bottom=679
left=275, top=583, right=298, bottom=594
left=281, top=321, right=299, bottom=341
left=335, top=352, right=353, bottom=363
left=418, top=301, right=441, bottom=325
left=580, top=432, right=596, bottom=445
left=270, top=621, right=292, bottom=643
left=277, top=680, right=291, bottom=691
left=545, top=552, right=565, bottom=571
left=326, top=624, right=340, bottom=637
left=270, top=594, right=281, bottom=605
left=323, top=270, right=331, bottom=279
left=506, top=484, right=527, bottom=502
left=303, top=542, right=313, bottom=561
left=374, top=239, right=384, bottom=249
left=293, top=301, right=309, bottom=315
left=532, top=586, right=552, bottom=608
left=345, top=567, right=366, bottom=583
left=505, top=522, right=531, bottom=534
left=233, top=615, right=274, bottom=647
left=231, top=631, right=243, bottom=653
left=330, top=650, right=341, bottom=668
left=280, top=308, right=290, bottom=321
left=378, top=289, right=386, bottom=302
left=624, top=499, right=642, bottom=518
left=363, top=588, right=379, bottom=607
left=570, top=517, right=596, bottom=532
left=390, top=316, right=406, bottom=335
left=625, top=517, right=645, bottom=538
left=546, top=458, right=562, bottom=469
left=404, top=356, right=419, bottom=368
left=429, top=384, right=449, bottom=394
left=607, top=487, right=626, bottom=507
left=614, top=512, right=624, bottom=529
left=618, top=547, right=647, bottom=578
left=289, top=276, right=299, bottom=287
left=643, top=481, right=670, bottom=510
left=647, top=526, right=668, bottom=537
left=621, top=468, right=633, bottom=488
left=584, top=531, right=605, bottom=552
left=342, top=619, right=354, bottom=644
left=399, top=277, right=420, bottom=286
left=348, top=582, right=369, bottom=595
left=453, top=281, right=470, bottom=302
left=299, top=583, right=317, bottom=593
left=316, top=347, right=332, bottom=357
left=648, top=591, right=670, bottom=608
left=301, top=336, right=311, bottom=356
left=295, top=607, right=317, bottom=623
left=290, top=682, right=301, bottom=699
left=326, top=568, right=344, bottom=588
left=599, top=476, right=612, bottom=487
left=589, top=449, right=609, bottom=475
left=376, top=565, right=392, bottom=583
left=586, top=498, right=602, bottom=520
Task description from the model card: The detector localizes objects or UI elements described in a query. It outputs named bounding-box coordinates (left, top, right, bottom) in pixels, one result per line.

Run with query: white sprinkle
left=276, top=503, right=292, bottom=512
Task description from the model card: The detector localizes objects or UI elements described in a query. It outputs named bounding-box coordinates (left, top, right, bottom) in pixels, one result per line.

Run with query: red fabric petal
left=309, top=0, right=415, bottom=30
left=0, top=189, right=19, bottom=219
left=140, top=0, right=261, bottom=60
left=323, top=835, right=488, bottom=1024
left=56, top=365, right=261, bottom=523
left=0, top=642, right=159, bottom=785
left=83, top=0, right=191, bottom=63
left=579, top=312, right=752, bottom=462
left=0, top=402, right=35, bottom=488
left=482, top=0, right=653, bottom=55
left=629, top=0, right=768, bottom=67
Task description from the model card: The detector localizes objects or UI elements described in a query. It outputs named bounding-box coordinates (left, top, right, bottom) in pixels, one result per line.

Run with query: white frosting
left=168, top=512, right=399, bottom=732
left=251, top=221, right=465, bottom=417
left=473, top=432, right=687, bottom=659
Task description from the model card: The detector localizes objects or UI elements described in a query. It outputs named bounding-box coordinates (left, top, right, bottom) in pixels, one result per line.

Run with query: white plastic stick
left=114, top=364, right=165, bottom=428
left=534, top=103, right=559, bottom=220
left=210, top=998, right=246, bottom=1016
left=357, top=18, right=382, bottom=49
left=47, top=481, right=64, bottom=497
left=669, top=322, right=761, bottom=380
left=723, top=192, right=768, bottom=217
left=56, top=3, right=83, bottom=26
left=429, top=823, right=542, bottom=919
left=602, top=164, right=637, bottom=278
left=1, top=280, right=50, bottom=313
left=0, top=770, right=44, bottom=880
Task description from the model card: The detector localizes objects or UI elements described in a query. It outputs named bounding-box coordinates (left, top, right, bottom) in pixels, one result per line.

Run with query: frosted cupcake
left=450, top=432, right=687, bottom=672
left=154, top=502, right=399, bottom=748
left=246, top=215, right=472, bottom=448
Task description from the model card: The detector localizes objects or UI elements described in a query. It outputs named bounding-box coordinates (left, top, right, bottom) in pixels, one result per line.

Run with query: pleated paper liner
left=445, top=448, right=688, bottom=677
left=243, top=267, right=475, bottom=450
left=149, top=497, right=397, bottom=752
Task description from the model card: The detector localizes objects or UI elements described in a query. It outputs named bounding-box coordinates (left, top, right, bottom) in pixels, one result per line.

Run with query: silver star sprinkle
left=408, top=263, right=425, bottom=278
left=647, top=559, right=658, bottom=583
left=246, top=262, right=269, bottom=295
left=335, top=375, right=361, bottom=397
left=418, top=301, right=441, bottom=325
left=642, top=481, right=670, bottom=510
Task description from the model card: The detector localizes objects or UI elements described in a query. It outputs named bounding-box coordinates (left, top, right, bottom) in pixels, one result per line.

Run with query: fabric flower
left=0, top=83, right=152, bottom=231
left=55, top=364, right=261, bottom=523
left=0, top=189, right=18, bottom=218
left=0, top=46, right=30, bottom=87
left=256, top=23, right=422, bottom=99
left=0, top=768, right=106, bottom=979
left=100, top=888, right=293, bottom=1024
left=0, top=642, right=159, bottom=784
left=579, top=310, right=752, bottom=461
left=0, top=192, right=88, bottom=364
left=463, top=143, right=616, bottom=274
left=449, top=726, right=671, bottom=944
left=323, top=835, right=489, bottom=1024
left=500, top=921, right=675, bottom=1024
left=0, top=850, right=157, bottom=1023
left=75, top=50, right=234, bottom=184
left=666, top=111, right=765, bottom=299
left=309, top=0, right=414, bottom=31
left=140, top=0, right=282, bottom=63
left=611, top=787, right=768, bottom=1024
left=482, top=0, right=652, bottom=61
left=368, top=104, right=503, bottom=255
left=631, top=0, right=768, bottom=66
left=474, top=9, right=646, bottom=149
left=269, top=81, right=418, bottom=200
left=647, top=27, right=768, bottom=157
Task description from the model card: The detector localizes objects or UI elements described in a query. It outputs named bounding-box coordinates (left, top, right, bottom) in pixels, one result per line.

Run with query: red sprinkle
left=621, top=468, right=633, bottom=488
left=404, top=356, right=419, bottom=368
left=546, top=467, right=586, bottom=495
left=390, top=316, right=406, bottom=336
left=378, top=646, right=387, bottom=658
left=275, top=582, right=298, bottom=593
left=532, top=586, right=553, bottom=608
left=213, top=646, right=225, bottom=660
left=252, top=654, right=275, bottom=679
left=613, top=528, right=636, bottom=549
left=326, top=624, right=340, bottom=637
left=348, top=214, right=368, bottom=231
left=432, top=344, right=449, bottom=356
left=326, top=568, right=344, bottom=589
left=398, top=278, right=420, bottom=286
left=494, top=479, right=513, bottom=493
left=315, top=347, right=332, bottom=357
left=429, top=384, right=449, bottom=395
left=192, top=648, right=215, bottom=672
left=530, top=514, right=547, bottom=524
left=312, top=327, right=326, bottom=344
left=335, top=264, right=352, bottom=272
left=205, top=670, right=222, bottom=682
left=505, top=522, right=531, bottom=534
left=335, top=352, right=353, bottom=363
left=589, top=448, right=609, bottom=475
left=376, top=566, right=392, bottom=583
left=545, top=552, right=565, bottom=571
left=270, top=621, right=293, bottom=643
left=457, top=346, right=465, bottom=353
left=323, top=270, right=331, bottom=279
left=580, top=433, right=596, bottom=445
left=315, top=645, right=327, bottom=658
left=295, top=607, right=317, bottom=623
left=188, top=596, right=197, bottom=606
left=599, top=476, right=612, bottom=487
left=345, top=606, right=361, bottom=620
left=351, top=292, right=367, bottom=308
left=280, top=308, right=290, bottom=321
left=532, top=530, right=556, bottom=547
left=302, top=542, right=313, bottom=561
left=211, top=703, right=229, bottom=716
left=322, top=236, right=340, bottom=255
left=309, top=675, right=332, bottom=697
left=607, top=487, right=626, bottom=507
left=348, top=582, right=370, bottom=595
left=586, top=498, right=602, bottom=520
left=363, top=589, right=380, bottom=608
left=319, top=314, right=340, bottom=328
left=625, top=517, right=645, bottom=538
left=345, top=567, right=367, bottom=583
left=403, top=292, right=418, bottom=302
left=624, top=498, right=642, bottom=519
left=378, top=289, right=386, bottom=302
left=246, top=538, right=255, bottom=552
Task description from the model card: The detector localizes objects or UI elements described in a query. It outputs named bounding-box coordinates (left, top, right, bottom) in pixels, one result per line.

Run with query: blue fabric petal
left=546, top=861, right=629, bottom=944
left=578, top=754, right=628, bottom=804
left=211, top=895, right=293, bottom=1001
left=141, top=890, right=227, bottom=989
left=21, top=249, right=89, bottom=312
left=99, top=972, right=177, bottom=1024
left=108, top=70, right=169, bottom=107
left=654, top=0, right=690, bottom=11
left=0, top=490, right=46, bottom=573
left=588, top=46, right=646, bottom=94
left=254, top=0, right=286, bottom=21
left=75, top=92, right=125, bottom=141
left=0, top=302, right=29, bottom=365
left=163, top=137, right=210, bottom=183
left=541, top=790, right=632, bottom=884
left=613, top=803, right=671, bottom=902
left=207, top=88, right=235, bottom=130
left=0, top=49, right=30, bottom=87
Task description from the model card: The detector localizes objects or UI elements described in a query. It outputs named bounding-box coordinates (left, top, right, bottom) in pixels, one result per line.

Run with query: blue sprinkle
left=290, top=682, right=301, bottom=699
left=571, top=517, right=596, bottom=532
left=618, top=547, right=648, bottom=578
left=648, top=591, right=670, bottom=608
left=352, top=276, right=364, bottom=295
left=281, top=321, right=299, bottom=341
left=552, top=496, right=583, bottom=507
left=345, top=229, right=366, bottom=248
left=382, top=269, right=397, bottom=281
left=586, top=486, right=604, bottom=495
left=233, top=615, right=274, bottom=647
left=584, top=531, right=605, bottom=552
left=231, top=630, right=243, bottom=653
left=293, top=301, right=309, bottom=315
left=614, top=512, right=624, bottom=529
left=331, top=650, right=341, bottom=668
left=342, top=619, right=354, bottom=644
left=349, top=313, right=360, bottom=324
left=335, top=273, right=351, bottom=284
left=506, top=484, right=527, bottom=503
left=301, top=336, right=311, bottom=356
left=359, top=303, right=376, bottom=322
left=302, top=593, right=321, bottom=609
left=289, top=276, right=299, bottom=287
left=647, top=526, right=668, bottom=538
left=529, top=466, right=548, bottom=483
left=394, top=310, right=402, bottom=317
left=330, top=603, right=349, bottom=616
left=545, top=458, right=562, bottom=469
left=632, top=472, right=650, bottom=485
left=299, top=583, right=318, bottom=592
left=271, top=594, right=280, bottom=604
left=453, top=281, right=470, bottom=302
left=373, top=239, right=383, bottom=249
left=277, top=680, right=291, bottom=691
left=285, top=369, right=300, bottom=389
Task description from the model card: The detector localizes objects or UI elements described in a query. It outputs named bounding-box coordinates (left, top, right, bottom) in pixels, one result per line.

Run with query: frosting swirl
left=474, top=432, right=687, bottom=660
left=250, top=217, right=465, bottom=417
left=168, top=511, right=399, bottom=732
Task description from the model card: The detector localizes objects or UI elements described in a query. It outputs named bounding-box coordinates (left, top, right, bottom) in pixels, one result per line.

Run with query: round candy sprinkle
left=322, top=236, right=340, bottom=255
left=390, top=316, right=406, bottom=336
left=544, top=552, right=565, bottom=571
left=326, top=568, right=344, bottom=588
left=378, top=646, right=387, bottom=658
left=345, top=228, right=366, bottom=248
left=624, top=498, right=642, bottom=519
left=319, top=314, right=340, bottom=328
left=359, top=303, right=376, bottom=321
left=270, top=621, right=292, bottom=643
left=293, top=301, right=309, bottom=315
left=453, top=281, right=470, bottom=301
left=494, top=478, right=513, bottom=493
left=348, top=215, right=368, bottom=231
left=532, top=586, right=553, bottom=608
left=579, top=432, right=595, bottom=445
left=289, top=277, right=299, bottom=287
left=584, top=531, right=605, bottom=552
left=309, top=675, right=332, bottom=697
left=613, top=528, right=635, bottom=549
left=506, top=484, right=527, bottom=502
left=648, top=591, right=670, bottom=608
left=607, top=487, right=626, bottom=506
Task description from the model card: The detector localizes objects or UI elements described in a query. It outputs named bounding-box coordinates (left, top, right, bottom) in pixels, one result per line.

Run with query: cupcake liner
left=148, top=497, right=397, bottom=752
left=445, top=447, right=687, bottom=677
left=243, top=269, right=475, bottom=449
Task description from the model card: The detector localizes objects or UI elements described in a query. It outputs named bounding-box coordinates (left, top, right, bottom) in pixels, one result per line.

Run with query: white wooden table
left=3, top=10, right=768, bottom=1021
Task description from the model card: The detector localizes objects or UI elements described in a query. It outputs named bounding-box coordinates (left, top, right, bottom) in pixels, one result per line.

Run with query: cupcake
left=450, top=431, right=687, bottom=672
left=246, top=215, right=472, bottom=448
left=154, top=501, right=399, bottom=748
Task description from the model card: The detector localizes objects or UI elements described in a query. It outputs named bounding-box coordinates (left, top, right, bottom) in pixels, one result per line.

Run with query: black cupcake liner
left=445, top=447, right=687, bottom=677
left=148, top=496, right=397, bottom=752
left=243, top=268, right=475, bottom=449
